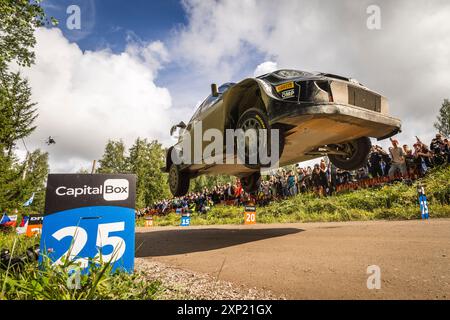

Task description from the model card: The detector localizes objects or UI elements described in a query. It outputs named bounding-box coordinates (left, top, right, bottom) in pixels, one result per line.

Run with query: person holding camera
left=430, top=133, right=446, bottom=165
left=444, top=138, right=450, bottom=164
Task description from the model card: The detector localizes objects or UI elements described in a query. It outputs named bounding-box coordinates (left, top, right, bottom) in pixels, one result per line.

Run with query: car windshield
left=218, top=82, right=235, bottom=93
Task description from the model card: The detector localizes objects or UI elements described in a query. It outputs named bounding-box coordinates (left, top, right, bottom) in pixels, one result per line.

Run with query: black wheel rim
left=240, top=117, right=264, bottom=163
left=242, top=118, right=262, bottom=131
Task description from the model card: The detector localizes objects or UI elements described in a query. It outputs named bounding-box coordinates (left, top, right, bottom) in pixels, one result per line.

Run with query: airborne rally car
left=164, top=69, right=401, bottom=196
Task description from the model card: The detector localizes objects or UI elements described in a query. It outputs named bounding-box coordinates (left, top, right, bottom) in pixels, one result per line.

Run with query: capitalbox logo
left=103, top=179, right=129, bottom=201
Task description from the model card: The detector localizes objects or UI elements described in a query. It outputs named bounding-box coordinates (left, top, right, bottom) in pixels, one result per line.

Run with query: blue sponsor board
left=417, top=185, right=429, bottom=220
left=419, top=194, right=429, bottom=219
left=181, top=215, right=191, bottom=227
left=40, top=174, right=136, bottom=273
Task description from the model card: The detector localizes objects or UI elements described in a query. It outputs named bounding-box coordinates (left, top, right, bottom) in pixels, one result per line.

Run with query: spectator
left=380, top=148, right=392, bottom=176
left=225, top=183, right=235, bottom=201
left=287, top=170, right=297, bottom=196
left=234, top=180, right=243, bottom=199
left=368, top=145, right=384, bottom=178
left=388, top=139, right=407, bottom=178
left=430, top=133, right=446, bottom=165
left=145, top=133, right=448, bottom=215
left=444, top=138, right=450, bottom=164
left=319, top=159, right=330, bottom=195
left=403, top=144, right=417, bottom=178
left=414, top=142, right=433, bottom=175
left=311, top=164, right=322, bottom=195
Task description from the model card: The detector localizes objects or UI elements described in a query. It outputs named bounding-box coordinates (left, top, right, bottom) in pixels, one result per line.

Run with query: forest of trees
left=0, top=1, right=51, bottom=213
left=1, top=1, right=449, bottom=213
left=97, top=139, right=170, bottom=208
left=97, top=139, right=235, bottom=208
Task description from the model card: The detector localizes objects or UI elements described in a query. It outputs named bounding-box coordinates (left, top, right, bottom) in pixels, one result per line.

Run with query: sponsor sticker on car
left=281, top=89, right=295, bottom=99
left=275, top=81, right=294, bottom=93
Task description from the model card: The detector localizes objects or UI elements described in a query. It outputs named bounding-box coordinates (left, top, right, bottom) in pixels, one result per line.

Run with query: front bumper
left=269, top=102, right=402, bottom=141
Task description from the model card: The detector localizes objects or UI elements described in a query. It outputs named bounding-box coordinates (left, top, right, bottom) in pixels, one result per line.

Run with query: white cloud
left=254, top=61, right=278, bottom=77
left=15, top=28, right=174, bottom=173
left=13, top=1, right=450, bottom=172
left=174, top=0, right=450, bottom=154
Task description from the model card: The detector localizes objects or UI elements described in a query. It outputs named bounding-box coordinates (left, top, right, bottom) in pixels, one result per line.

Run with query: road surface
left=135, top=219, right=450, bottom=299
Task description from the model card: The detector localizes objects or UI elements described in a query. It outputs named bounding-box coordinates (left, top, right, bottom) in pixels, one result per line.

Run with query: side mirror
left=170, top=121, right=187, bottom=136
left=170, top=125, right=178, bottom=136
left=211, top=83, right=219, bottom=97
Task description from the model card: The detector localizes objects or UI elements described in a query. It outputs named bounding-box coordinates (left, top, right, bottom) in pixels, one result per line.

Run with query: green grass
left=3, top=167, right=449, bottom=299
left=0, top=232, right=164, bottom=300
left=140, top=166, right=450, bottom=227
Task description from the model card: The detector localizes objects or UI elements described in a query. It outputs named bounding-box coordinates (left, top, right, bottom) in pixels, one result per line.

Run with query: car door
left=188, top=103, right=206, bottom=166
left=173, top=103, right=202, bottom=167
left=182, top=97, right=218, bottom=166
left=199, top=95, right=225, bottom=164
left=200, top=84, right=234, bottom=163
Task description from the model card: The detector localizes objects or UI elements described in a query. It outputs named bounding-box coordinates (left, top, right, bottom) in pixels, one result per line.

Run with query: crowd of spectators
left=138, top=134, right=450, bottom=217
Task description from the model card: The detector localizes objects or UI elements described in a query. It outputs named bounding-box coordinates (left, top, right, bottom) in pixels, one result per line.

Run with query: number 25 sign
left=40, top=174, right=136, bottom=273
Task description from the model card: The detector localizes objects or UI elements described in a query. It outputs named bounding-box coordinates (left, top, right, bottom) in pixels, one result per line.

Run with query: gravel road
left=135, top=219, right=450, bottom=299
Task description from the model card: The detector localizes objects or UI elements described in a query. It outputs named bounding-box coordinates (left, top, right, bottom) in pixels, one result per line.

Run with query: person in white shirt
left=388, top=139, right=407, bottom=177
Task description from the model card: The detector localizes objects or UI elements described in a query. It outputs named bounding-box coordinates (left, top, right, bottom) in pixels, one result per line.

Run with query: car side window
left=189, top=83, right=235, bottom=122
left=191, top=104, right=202, bottom=121
left=201, top=94, right=220, bottom=112
left=201, top=83, right=235, bottom=113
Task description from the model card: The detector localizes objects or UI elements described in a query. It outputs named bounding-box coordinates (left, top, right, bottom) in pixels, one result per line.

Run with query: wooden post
left=22, top=152, right=30, bottom=180
left=91, top=160, right=97, bottom=174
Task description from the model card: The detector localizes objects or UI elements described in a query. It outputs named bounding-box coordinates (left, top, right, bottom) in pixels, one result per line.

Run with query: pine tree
left=434, top=99, right=450, bottom=137
left=98, top=140, right=128, bottom=173
left=145, top=140, right=170, bottom=205
left=19, top=150, right=49, bottom=212
left=0, top=71, right=38, bottom=157
left=0, top=0, right=51, bottom=212
left=0, top=146, right=18, bottom=211
left=128, top=138, right=169, bottom=208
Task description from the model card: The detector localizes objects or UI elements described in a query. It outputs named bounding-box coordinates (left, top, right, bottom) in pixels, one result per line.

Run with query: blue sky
left=18, top=0, right=450, bottom=172
left=42, top=0, right=187, bottom=52
left=40, top=0, right=264, bottom=109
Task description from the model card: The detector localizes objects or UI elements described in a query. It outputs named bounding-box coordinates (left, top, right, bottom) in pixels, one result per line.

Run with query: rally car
left=164, top=69, right=401, bottom=196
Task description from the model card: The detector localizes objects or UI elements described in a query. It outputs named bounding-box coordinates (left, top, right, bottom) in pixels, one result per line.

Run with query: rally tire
left=328, top=137, right=372, bottom=171
left=168, top=164, right=190, bottom=197
left=240, top=172, right=261, bottom=194
left=236, top=108, right=284, bottom=169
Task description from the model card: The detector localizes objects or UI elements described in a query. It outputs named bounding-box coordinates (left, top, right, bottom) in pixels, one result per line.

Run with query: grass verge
left=139, top=166, right=450, bottom=227
left=0, top=232, right=164, bottom=300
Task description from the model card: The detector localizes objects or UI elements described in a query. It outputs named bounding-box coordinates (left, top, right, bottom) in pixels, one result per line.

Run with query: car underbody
left=183, top=102, right=400, bottom=179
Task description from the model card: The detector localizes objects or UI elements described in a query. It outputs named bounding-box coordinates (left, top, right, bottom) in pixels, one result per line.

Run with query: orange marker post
left=144, top=217, right=154, bottom=227
left=244, top=205, right=256, bottom=225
